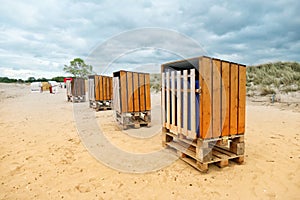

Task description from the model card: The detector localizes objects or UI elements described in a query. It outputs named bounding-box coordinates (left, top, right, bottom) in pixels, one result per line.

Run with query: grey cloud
left=0, top=0, right=299, bottom=79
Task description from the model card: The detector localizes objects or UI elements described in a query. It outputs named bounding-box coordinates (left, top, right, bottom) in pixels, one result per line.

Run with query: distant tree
left=0, top=77, right=18, bottom=83
left=51, top=76, right=65, bottom=82
left=36, top=77, right=48, bottom=82
left=63, top=58, right=93, bottom=78
left=26, top=77, right=36, bottom=83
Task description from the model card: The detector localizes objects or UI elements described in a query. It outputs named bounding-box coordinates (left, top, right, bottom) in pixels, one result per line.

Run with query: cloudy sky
left=0, top=0, right=299, bottom=79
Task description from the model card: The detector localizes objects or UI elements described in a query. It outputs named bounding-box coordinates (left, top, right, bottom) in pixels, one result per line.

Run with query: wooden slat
left=238, top=65, right=246, bottom=134
left=99, top=76, right=103, bottom=101
left=183, top=70, right=188, bottom=136
left=133, top=72, right=140, bottom=112
left=106, top=76, right=109, bottom=100
left=113, top=77, right=120, bottom=112
left=212, top=59, right=221, bottom=138
left=103, top=76, right=107, bottom=100
left=171, top=71, right=176, bottom=126
left=230, top=63, right=238, bottom=135
left=200, top=57, right=212, bottom=139
left=109, top=77, right=113, bottom=100
left=139, top=73, right=146, bottom=111
left=95, top=76, right=100, bottom=101
left=166, top=71, right=170, bottom=126
left=221, top=61, right=230, bottom=136
left=145, top=74, right=151, bottom=111
left=120, top=71, right=127, bottom=113
left=176, top=71, right=182, bottom=133
left=127, top=72, right=134, bottom=112
left=161, top=72, right=166, bottom=126
left=190, top=69, right=196, bottom=139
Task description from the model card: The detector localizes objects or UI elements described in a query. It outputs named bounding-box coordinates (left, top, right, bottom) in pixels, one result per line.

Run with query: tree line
left=0, top=76, right=67, bottom=83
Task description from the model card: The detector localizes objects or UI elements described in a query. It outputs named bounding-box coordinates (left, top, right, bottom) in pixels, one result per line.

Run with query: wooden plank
left=106, top=77, right=110, bottom=100
left=109, top=77, right=113, bottom=100
left=230, top=63, right=238, bottom=135
left=238, top=65, right=246, bottom=134
left=161, top=72, right=166, bottom=127
left=212, top=59, right=221, bottom=138
left=133, top=72, right=140, bottom=112
left=171, top=71, right=176, bottom=126
left=95, top=75, right=100, bottom=101
left=99, top=76, right=103, bottom=101
left=139, top=73, right=146, bottom=111
left=200, top=57, right=212, bottom=139
left=120, top=71, right=127, bottom=113
left=190, top=69, right=196, bottom=139
left=103, top=76, right=107, bottom=100
left=183, top=70, right=188, bottom=136
left=127, top=72, right=134, bottom=112
left=166, top=71, right=170, bottom=126
left=145, top=74, right=151, bottom=111
left=221, top=61, right=230, bottom=136
left=176, top=71, right=182, bottom=133
left=113, top=77, right=120, bottom=112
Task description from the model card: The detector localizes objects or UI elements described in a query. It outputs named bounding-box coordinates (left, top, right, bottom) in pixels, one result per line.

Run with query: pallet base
left=115, top=111, right=151, bottom=129
left=89, top=100, right=112, bottom=111
left=162, top=129, right=245, bottom=172
left=68, top=95, right=86, bottom=103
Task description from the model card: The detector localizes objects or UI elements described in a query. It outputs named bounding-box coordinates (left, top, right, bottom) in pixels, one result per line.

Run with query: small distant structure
left=88, top=75, right=113, bottom=111
left=30, top=82, right=42, bottom=92
left=66, top=77, right=86, bottom=102
left=113, top=70, right=151, bottom=129
left=48, top=81, right=59, bottom=94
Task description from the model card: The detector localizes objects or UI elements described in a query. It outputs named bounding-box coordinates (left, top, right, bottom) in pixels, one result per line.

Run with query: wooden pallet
left=162, top=129, right=244, bottom=172
left=115, top=111, right=151, bottom=129
left=89, top=100, right=112, bottom=111
left=68, top=95, right=86, bottom=103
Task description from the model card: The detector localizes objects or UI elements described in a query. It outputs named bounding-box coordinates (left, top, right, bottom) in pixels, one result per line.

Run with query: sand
left=0, top=83, right=299, bottom=199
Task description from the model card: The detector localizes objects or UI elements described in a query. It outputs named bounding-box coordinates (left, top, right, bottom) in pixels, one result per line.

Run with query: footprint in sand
left=75, top=183, right=91, bottom=193
left=10, top=164, right=24, bottom=176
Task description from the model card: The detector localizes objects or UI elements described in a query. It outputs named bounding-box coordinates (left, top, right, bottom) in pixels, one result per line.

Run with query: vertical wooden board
left=127, top=72, right=134, bottom=112
left=200, top=57, right=212, bottom=139
left=190, top=69, right=196, bottom=138
left=109, top=77, right=113, bottom=100
left=133, top=72, right=140, bottom=112
left=95, top=76, right=100, bottom=101
left=105, top=77, right=109, bottom=100
left=99, top=76, right=103, bottom=101
left=139, top=74, right=146, bottom=111
left=238, top=65, right=246, bottom=134
left=161, top=72, right=166, bottom=126
left=183, top=70, right=188, bottom=135
left=113, top=77, right=120, bottom=112
left=230, top=63, right=238, bottom=135
left=106, top=77, right=110, bottom=100
left=120, top=71, right=128, bottom=113
left=171, top=71, right=176, bottom=126
left=103, top=76, right=107, bottom=100
left=145, top=74, right=151, bottom=111
left=176, top=71, right=182, bottom=132
left=221, top=61, right=230, bottom=136
left=166, top=71, right=170, bottom=126
left=212, top=59, right=221, bottom=138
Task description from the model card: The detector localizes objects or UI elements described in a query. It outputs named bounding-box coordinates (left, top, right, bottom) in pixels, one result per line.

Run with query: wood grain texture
left=230, top=63, right=238, bottom=135
left=238, top=65, right=246, bottom=134
left=212, top=59, right=221, bottom=138
left=221, top=61, right=230, bottom=136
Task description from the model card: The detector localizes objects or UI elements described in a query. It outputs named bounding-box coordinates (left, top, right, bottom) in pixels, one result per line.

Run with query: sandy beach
left=0, top=83, right=299, bottom=199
